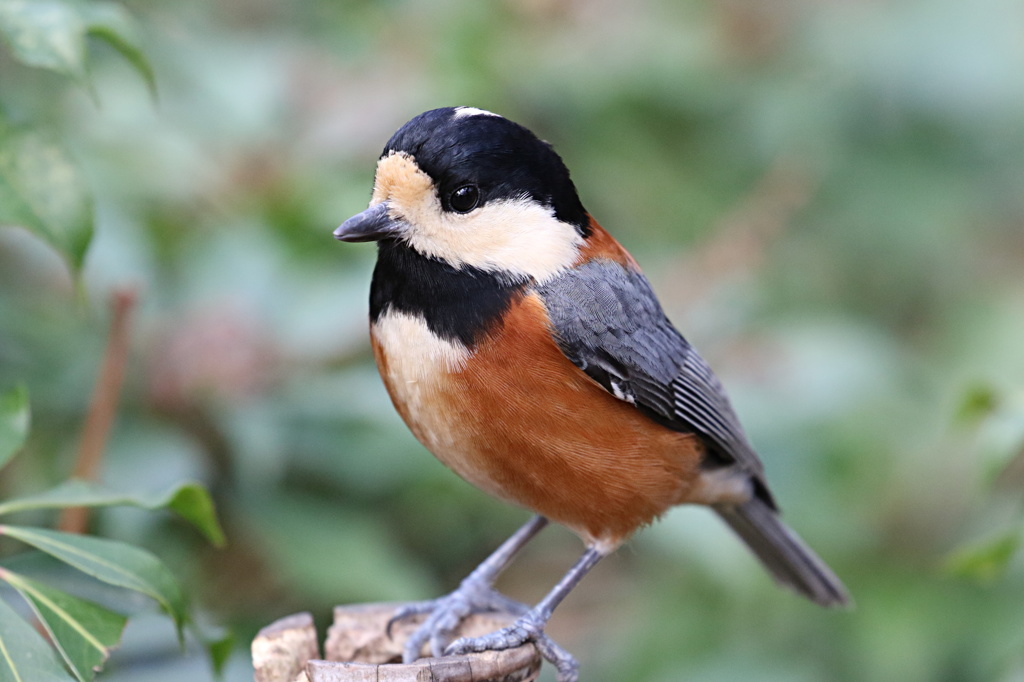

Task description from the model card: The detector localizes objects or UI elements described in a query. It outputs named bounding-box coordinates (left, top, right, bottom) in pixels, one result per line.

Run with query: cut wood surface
left=252, top=602, right=541, bottom=682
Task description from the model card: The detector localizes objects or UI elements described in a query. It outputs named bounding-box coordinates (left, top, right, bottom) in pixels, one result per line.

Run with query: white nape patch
left=372, top=152, right=583, bottom=283
left=453, top=107, right=502, bottom=119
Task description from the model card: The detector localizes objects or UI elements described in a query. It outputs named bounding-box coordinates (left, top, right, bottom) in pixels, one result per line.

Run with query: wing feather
left=537, top=259, right=767, bottom=484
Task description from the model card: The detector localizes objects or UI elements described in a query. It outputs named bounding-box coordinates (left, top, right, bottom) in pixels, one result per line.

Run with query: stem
left=58, top=287, right=137, bottom=533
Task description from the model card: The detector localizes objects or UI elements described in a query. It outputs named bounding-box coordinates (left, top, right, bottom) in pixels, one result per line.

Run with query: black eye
left=448, top=184, right=480, bottom=213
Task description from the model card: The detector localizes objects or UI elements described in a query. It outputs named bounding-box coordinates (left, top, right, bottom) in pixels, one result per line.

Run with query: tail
left=714, top=497, right=851, bottom=607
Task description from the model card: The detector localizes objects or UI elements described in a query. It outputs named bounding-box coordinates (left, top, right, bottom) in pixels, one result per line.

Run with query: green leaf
left=77, top=2, right=156, bottom=98
left=0, top=480, right=226, bottom=547
left=0, top=385, right=30, bottom=472
left=189, top=622, right=234, bottom=677
left=0, top=526, right=188, bottom=641
left=0, top=0, right=155, bottom=96
left=0, top=0, right=89, bottom=85
left=945, top=528, right=1021, bottom=584
left=0, top=591, right=72, bottom=682
left=0, top=126, right=93, bottom=274
left=156, top=482, right=225, bottom=548
left=0, top=570, right=126, bottom=682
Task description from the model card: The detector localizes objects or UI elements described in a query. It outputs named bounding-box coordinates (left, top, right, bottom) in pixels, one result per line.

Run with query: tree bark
left=253, top=602, right=541, bottom=682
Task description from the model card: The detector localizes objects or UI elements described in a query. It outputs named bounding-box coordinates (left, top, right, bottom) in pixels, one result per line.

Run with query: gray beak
left=333, top=202, right=405, bottom=242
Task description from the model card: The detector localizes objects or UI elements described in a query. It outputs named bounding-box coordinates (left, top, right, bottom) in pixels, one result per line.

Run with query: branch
left=58, top=287, right=137, bottom=533
left=253, top=603, right=542, bottom=682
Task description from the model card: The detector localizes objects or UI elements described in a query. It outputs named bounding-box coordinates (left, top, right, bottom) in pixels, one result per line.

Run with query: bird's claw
left=389, top=567, right=579, bottom=680
left=385, top=599, right=439, bottom=640
left=445, top=613, right=580, bottom=682
left=388, top=579, right=530, bottom=662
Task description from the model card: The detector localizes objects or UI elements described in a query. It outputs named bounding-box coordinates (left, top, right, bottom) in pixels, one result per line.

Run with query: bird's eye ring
left=448, top=184, right=480, bottom=213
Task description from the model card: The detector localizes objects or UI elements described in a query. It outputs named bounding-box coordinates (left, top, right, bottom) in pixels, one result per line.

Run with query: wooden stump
left=252, top=602, right=542, bottom=682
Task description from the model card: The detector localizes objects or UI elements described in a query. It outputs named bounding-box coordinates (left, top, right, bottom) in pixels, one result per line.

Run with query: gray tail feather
left=714, top=498, right=851, bottom=608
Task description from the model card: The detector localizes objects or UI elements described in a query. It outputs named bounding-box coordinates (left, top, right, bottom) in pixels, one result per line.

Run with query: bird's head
left=335, top=107, right=590, bottom=282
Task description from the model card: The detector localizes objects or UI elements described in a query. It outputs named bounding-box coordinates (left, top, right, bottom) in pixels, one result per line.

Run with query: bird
left=333, top=106, right=849, bottom=681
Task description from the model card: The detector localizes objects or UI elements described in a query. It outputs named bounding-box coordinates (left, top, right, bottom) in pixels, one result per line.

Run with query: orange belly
left=372, top=292, right=703, bottom=551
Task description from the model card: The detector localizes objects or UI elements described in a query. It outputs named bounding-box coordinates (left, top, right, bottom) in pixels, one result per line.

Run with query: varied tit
left=334, top=106, right=849, bottom=682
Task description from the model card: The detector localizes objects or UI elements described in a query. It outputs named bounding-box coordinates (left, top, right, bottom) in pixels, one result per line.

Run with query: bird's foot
left=446, top=611, right=580, bottom=682
left=388, top=577, right=529, bottom=663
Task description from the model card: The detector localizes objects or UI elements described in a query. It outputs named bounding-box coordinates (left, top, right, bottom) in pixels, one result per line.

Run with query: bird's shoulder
left=535, top=225, right=768, bottom=485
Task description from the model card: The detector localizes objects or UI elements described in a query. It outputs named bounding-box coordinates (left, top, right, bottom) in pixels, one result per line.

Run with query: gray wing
left=536, top=259, right=769, bottom=487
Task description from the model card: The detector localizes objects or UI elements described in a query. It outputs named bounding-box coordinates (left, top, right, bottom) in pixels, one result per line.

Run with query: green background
left=2, top=0, right=1024, bottom=679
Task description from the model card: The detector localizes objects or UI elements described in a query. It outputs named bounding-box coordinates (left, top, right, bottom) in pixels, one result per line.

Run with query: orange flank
left=374, top=292, right=704, bottom=551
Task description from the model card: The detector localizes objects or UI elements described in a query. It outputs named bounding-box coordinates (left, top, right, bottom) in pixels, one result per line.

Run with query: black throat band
left=370, top=240, right=528, bottom=348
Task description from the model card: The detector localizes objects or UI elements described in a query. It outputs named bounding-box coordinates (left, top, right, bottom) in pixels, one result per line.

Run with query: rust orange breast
left=372, top=290, right=703, bottom=551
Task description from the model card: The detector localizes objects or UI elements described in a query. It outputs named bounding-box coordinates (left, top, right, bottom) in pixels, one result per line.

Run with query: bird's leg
left=390, top=515, right=549, bottom=662
left=445, top=546, right=604, bottom=682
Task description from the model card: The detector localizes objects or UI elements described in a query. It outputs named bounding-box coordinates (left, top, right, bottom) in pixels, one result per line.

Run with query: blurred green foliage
left=2, top=0, right=1024, bottom=679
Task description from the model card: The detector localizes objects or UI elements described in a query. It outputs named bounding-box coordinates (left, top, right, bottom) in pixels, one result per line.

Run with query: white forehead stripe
left=453, top=107, right=502, bottom=119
